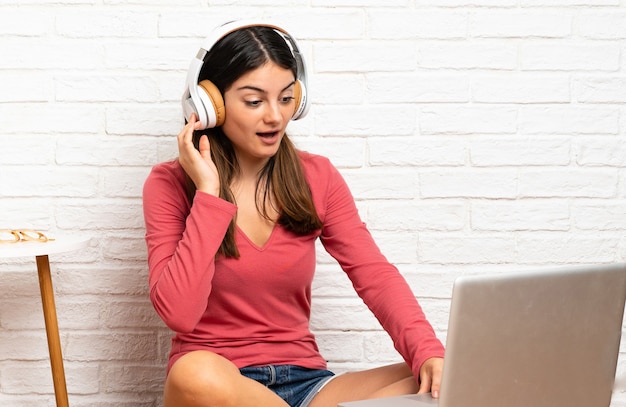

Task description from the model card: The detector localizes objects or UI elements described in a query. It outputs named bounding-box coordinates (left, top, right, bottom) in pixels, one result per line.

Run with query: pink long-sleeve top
left=143, top=151, right=444, bottom=377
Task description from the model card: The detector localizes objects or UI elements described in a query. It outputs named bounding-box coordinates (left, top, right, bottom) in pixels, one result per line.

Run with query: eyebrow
left=236, top=81, right=296, bottom=94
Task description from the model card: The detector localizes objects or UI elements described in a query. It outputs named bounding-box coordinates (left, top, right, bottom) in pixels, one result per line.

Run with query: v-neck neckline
left=236, top=224, right=278, bottom=251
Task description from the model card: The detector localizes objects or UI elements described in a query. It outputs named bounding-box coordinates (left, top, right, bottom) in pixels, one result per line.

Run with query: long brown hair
left=184, top=26, right=322, bottom=258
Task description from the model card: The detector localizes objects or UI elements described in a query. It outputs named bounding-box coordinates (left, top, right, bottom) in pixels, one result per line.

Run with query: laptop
left=339, top=263, right=626, bottom=407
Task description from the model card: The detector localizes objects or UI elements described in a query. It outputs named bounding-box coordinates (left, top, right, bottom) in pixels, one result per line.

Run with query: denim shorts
left=239, top=364, right=335, bottom=407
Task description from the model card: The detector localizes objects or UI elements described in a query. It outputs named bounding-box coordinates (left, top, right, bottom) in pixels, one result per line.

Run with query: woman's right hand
left=177, top=113, right=220, bottom=196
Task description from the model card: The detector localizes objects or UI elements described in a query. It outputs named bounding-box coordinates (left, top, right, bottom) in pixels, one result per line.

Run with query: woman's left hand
left=417, top=357, right=444, bottom=398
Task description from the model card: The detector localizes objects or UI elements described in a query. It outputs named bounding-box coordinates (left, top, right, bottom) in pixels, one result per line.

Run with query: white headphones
left=181, top=20, right=310, bottom=130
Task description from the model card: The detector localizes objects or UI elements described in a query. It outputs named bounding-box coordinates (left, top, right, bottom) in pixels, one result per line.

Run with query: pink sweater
left=143, top=151, right=444, bottom=377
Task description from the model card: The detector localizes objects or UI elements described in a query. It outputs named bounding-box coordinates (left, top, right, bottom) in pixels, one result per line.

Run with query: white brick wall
left=0, top=2, right=625, bottom=406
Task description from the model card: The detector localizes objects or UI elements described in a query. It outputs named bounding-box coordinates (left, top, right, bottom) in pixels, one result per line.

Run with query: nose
left=263, top=101, right=283, bottom=124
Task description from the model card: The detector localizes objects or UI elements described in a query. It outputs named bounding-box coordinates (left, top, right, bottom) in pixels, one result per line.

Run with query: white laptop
left=339, top=263, right=626, bottom=407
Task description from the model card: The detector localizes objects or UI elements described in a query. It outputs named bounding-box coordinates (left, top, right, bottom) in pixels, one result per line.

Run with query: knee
left=164, top=351, right=240, bottom=407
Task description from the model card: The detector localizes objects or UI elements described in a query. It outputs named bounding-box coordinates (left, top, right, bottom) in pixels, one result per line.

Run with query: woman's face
left=221, top=61, right=297, bottom=167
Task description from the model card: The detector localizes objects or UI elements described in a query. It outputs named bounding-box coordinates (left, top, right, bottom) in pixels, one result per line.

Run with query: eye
left=245, top=100, right=262, bottom=107
left=281, top=96, right=295, bottom=104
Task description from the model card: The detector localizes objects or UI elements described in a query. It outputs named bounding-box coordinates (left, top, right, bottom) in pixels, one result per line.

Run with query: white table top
left=0, top=236, right=90, bottom=259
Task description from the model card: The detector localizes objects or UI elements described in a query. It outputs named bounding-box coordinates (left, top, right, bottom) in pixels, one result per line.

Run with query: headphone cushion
left=198, top=80, right=226, bottom=128
left=293, top=80, right=304, bottom=118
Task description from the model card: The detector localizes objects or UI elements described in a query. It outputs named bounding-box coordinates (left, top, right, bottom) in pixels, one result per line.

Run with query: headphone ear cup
left=292, top=79, right=306, bottom=120
left=197, top=80, right=225, bottom=128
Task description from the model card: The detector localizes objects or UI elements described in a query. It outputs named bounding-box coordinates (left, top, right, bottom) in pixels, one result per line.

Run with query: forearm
left=146, top=188, right=236, bottom=332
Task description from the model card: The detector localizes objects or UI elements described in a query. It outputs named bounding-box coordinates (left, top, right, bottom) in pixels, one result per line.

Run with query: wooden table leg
left=36, top=255, right=70, bottom=407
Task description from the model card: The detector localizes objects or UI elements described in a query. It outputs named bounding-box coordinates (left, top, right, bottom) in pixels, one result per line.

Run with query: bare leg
left=164, top=351, right=289, bottom=407
left=309, top=363, right=418, bottom=407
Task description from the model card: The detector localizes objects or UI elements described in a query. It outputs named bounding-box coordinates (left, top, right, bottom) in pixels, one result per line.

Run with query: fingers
left=198, top=134, right=211, bottom=160
left=177, top=113, right=204, bottom=170
left=418, top=357, right=444, bottom=399
left=430, top=366, right=442, bottom=399
left=181, top=113, right=211, bottom=162
left=176, top=113, right=220, bottom=196
left=178, top=113, right=201, bottom=152
left=417, top=375, right=431, bottom=395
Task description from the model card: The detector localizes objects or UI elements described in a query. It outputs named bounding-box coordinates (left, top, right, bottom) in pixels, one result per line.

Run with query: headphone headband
left=181, top=20, right=310, bottom=129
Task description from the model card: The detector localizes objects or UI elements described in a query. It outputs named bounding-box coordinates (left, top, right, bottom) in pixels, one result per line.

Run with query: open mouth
left=257, top=131, right=278, bottom=138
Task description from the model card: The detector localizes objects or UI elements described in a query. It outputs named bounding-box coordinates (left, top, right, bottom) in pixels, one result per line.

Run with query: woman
left=143, top=22, right=444, bottom=407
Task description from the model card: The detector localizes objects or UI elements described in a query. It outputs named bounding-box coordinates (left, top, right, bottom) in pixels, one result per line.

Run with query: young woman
left=143, top=22, right=444, bottom=407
